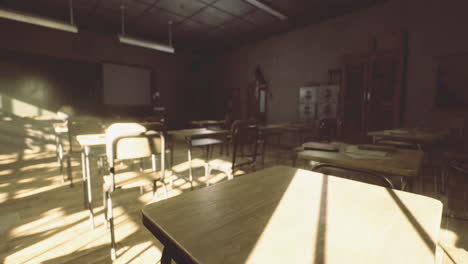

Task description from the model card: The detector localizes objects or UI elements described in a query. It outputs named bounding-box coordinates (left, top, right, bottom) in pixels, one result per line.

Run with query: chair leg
left=103, top=188, right=109, bottom=229
left=66, top=156, right=73, bottom=187
left=97, top=156, right=106, bottom=176
left=139, top=158, right=144, bottom=172
left=58, top=143, right=65, bottom=183
left=169, top=172, right=174, bottom=189
left=81, top=153, right=88, bottom=209
left=205, top=164, right=212, bottom=186
left=161, top=179, right=168, bottom=199
left=188, top=147, right=193, bottom=186
left=108, top=192, right=117, bottom=260
left=205, top=146, right=209, bottom=160
left=59, top=157, right=65, bottom=183
left=170, top=143, right=174, bottom=168
left=261, top=143, right=266, bottom=169
left=226, top=169, right=234, bottom=181
left=152, top=180, right=158, bottom=200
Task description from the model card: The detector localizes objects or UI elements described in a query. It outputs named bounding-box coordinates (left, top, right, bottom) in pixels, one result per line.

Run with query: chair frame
left=205, top=120, right=259, bottom=186
left=442, top=159, right=468, bottom=194
left=53, top=121, right=69, bottom=185
left=61, top=118, right=105, bottom=188
left=103, top=129, right=167, bottom=260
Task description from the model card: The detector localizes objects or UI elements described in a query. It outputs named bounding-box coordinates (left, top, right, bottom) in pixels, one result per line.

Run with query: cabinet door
left=340, top=58, right=368, bottom=143
left=366, top=52, right=404, bottom=132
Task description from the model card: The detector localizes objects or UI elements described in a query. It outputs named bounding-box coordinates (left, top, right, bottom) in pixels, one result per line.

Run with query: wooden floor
left=0, top=119, right=467, bottom=263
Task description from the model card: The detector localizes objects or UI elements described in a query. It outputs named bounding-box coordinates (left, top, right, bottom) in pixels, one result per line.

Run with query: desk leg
left=400, top=176, right=406, bottom=191
left=85, top=146, right=95, bottom=229
left=187, top=138, right=193, bottom=189
left=400, top=176, right=414, bottom=192
left=161, top=247, right=172, bottom=264
left=81, top=151, right=88, bottom=209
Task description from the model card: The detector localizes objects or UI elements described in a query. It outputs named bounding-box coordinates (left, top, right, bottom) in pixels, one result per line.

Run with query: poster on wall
left=298, top=85, right=339, bottom=121
left=317, top=85, right=339, bottom=119
left=298, top=86, right=317, bottom=121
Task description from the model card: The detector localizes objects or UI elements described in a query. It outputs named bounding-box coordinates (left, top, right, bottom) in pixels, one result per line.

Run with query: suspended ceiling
left=0, top=0, right=387, bottom=52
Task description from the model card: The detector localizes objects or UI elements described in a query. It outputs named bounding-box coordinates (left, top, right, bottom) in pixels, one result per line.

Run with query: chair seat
left=191, top=138, right=224, bottom=147
left=104, top=170, right=162, bottom=190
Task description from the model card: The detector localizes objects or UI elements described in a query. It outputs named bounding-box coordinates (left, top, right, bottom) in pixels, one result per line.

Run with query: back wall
left=211, top=0, right=468, bottom=126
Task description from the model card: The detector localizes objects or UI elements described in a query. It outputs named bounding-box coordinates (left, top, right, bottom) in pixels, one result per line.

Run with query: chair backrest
left=312, top=164, right=394, bottom=189
left=231, top=120, right=259, bottom=169
left=106, top=123, right=165, bottom=161
left=67, top=116, right=104, bottom=153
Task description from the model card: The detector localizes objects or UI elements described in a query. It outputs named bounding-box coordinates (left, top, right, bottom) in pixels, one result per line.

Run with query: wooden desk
left=258, top=123, right=288, bottom=131
left=190, top=120, right=226, bottom=128
left=259, top=123, right=315, bottom=146
left=76, top=133, right=106, bottom=229
left=168, top=128, right=228, bottom=186
left=368, top=128, right=450, bottom=147
left=297, top=143, right=424, bottom=189
left=142, top=166, right=443, bottom=264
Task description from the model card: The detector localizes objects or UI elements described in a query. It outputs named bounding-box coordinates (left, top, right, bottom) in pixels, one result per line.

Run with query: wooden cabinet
left=366, top=51, right=405, bottom=132
left=339, top=33, right=407, bottom=143
left=340, top=55, right=369, bottom=143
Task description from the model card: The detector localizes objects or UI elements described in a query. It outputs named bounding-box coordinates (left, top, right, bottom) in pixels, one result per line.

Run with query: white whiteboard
left=102, top=63, right=152, bottom=105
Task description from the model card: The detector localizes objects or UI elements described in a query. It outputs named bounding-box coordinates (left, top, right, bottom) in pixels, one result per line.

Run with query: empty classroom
left=0, top=0, right=467, bottom=263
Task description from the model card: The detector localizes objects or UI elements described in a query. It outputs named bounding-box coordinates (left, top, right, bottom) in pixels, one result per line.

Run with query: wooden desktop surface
left=367, top=128, right=450, bottom=145
left=142, top=166, right=442, bottom=264
left=297, top=143, right=424, bottom=178
left=76, top=133, right=107, bottom=147
left=190, top=120, right=226, bottom=127
left=168, top=128, right=228, bottom=139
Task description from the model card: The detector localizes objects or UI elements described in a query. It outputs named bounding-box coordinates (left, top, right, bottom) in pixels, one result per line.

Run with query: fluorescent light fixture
left=118, top=35, right=175, bottom=53
left=0, top=7, right=78, bottom=33
left=244, top=0, right=287, bottom=20
left=118, top=5, right=174, bottom=54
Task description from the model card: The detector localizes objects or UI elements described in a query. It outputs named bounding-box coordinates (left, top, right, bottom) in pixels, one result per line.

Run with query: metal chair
left=141, top=121, right=174, bottom=169
left=103, top=123, right=167, bottom=260
left=204, top=120, right=259, bottom=186
left=52, top=121, right=69, bottom=184
left=311, top=163, right=394, bottom=189
left=60, top=116, right=104, bottom=187
left=442, top=158, right=468, bottom=194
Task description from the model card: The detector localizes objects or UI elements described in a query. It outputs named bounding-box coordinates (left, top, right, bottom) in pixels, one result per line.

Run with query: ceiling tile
left=74, top=0, right=99, bottom=12
left=0, top=0, right=388, bottom=51
left=196, top=0, right=219, bottom=4
left=243, top=9, right=277, bottom=25
left=137, top=7, right=185, bottom=25
left=93, top=9, right=121, bottom=26
left=174, top=19, right=215, bottom=44
left=212, top=0, right=255, bottom=16
left=175, top=19, right=214, bottom=34
left=156, top=0, right=206, bottom=17
left=191, top=6, right=235, bottom=26
left=98, top=0, right=150, bottom=17
left=134, top=0, right=158, bottom=5
left=223, top=18, right=256, bottom=34
left=98, top=0, right=121, bottom=10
